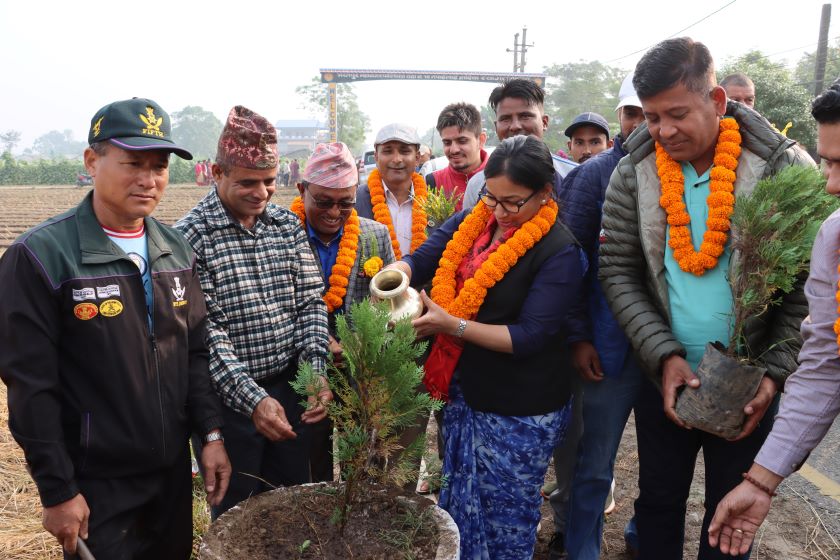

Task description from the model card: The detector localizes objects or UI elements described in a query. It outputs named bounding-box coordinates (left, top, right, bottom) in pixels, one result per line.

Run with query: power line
left=605, top=0, right=738, bottom=63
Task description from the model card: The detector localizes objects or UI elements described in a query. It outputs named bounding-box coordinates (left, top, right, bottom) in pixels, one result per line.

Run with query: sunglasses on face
left=305, top=188, right=356, bottom=210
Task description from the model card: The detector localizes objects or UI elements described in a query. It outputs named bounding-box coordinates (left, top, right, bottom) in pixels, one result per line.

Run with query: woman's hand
left=412, top=290, right=459, bottom=338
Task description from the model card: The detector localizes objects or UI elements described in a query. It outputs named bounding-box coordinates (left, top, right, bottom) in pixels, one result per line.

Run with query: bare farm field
left=1, top=185, right=839, bottom=559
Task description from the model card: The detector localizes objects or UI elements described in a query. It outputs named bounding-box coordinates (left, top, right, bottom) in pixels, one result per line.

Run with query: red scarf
left=423, top=214, right=516, bottom=401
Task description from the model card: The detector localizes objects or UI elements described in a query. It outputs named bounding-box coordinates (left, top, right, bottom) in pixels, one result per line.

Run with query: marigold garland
left=835, top=261, right=840, bottom=354
left=367, top=168, right=428, bottom=259
left=430, top=199, right=558, bottom=319
left=656, top=118, right=742, bottom=276
left=290, top=196, right=360, bottom=312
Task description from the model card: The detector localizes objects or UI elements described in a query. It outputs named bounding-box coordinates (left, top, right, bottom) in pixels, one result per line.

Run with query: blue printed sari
left=439, top=382, right=571, bottom=560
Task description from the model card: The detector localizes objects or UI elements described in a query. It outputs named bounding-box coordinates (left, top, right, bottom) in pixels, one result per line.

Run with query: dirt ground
left=1, top=185, right=839, bottom=558
left=530, top=412, right=840, bottom=560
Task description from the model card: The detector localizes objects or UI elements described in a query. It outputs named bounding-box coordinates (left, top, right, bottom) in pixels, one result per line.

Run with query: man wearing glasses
left=295, top=142, right=395, bottom=481
left=176, top=106, right=332, bottom=517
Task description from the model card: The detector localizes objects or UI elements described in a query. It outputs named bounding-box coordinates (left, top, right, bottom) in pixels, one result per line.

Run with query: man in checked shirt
left=177, top=106, right=332, bottom=518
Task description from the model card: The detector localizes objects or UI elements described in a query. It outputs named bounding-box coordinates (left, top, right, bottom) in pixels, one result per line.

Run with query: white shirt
left=383, top=181, right=415, bottom=256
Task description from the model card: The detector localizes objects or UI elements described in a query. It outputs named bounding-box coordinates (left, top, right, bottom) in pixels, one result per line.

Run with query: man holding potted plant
left=599, top=37, right=813, bottom=559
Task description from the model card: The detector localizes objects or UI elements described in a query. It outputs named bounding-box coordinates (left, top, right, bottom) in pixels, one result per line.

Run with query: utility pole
left=506, top=27, right=534, bottom=72
left=814, top=4, right=832, bottom=97
left=507, top=33, right=520, bottom=72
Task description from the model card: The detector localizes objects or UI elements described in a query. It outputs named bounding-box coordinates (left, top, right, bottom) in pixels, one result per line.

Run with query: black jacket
left=0, top=192, right=223, bottom=507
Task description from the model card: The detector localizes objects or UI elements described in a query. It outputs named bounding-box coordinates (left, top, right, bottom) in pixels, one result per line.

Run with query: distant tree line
left=2, top=42, right=836, bottom=184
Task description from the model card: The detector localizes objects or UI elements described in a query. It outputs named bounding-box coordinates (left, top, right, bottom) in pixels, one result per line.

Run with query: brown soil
left=531, top=413, right=839, bottom=559
left=200, top=482, right=440, bottom=560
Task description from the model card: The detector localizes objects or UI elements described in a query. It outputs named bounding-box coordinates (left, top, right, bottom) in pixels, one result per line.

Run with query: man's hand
left=731, top=376, right=778, bottom=441
left=200, top=433, right=232, bottom=506
left=252, top=397, right=297, bottom=441
left=43, top=493, right=89, bottom=555
left=301, top=375, right=333, bottom=424
left=661, top=354, right=699, bottom=428
left=328, top=334, right=344, bottom=368
left=412, top=291, right=458, bottom=339
left=571, top=341, right=604, bottom=382
left=708, top=465, right=781, bottom=555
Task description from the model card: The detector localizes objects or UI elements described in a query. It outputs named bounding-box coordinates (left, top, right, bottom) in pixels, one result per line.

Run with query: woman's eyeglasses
left=479, top=186, right=539, bottom=214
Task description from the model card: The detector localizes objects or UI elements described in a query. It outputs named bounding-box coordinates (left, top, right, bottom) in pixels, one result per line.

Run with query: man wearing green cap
left=0, top=98, right=231, bottom=558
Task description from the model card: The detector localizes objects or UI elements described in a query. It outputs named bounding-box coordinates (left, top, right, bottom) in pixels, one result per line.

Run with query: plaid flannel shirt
left=176, top=189, right=328, bottom=416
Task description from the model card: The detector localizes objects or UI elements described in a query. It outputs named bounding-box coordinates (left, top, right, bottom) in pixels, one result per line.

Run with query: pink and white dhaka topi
left=303, top=142, right=358, bottom=189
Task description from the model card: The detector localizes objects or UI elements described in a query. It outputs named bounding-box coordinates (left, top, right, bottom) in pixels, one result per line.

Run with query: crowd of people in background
left=5, top=34, right=840, bottom=560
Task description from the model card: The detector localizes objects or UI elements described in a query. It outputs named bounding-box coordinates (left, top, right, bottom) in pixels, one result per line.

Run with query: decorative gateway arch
left=319, top=68, right=547, bottom=142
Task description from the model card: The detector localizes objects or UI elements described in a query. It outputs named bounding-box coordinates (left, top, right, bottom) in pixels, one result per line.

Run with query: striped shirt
left=175, top=189, right=328, bottom=416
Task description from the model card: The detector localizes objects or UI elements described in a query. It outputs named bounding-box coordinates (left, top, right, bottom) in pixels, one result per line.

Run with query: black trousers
left=66, top=446, right=192, bottom=560
left=309, top=416, right=334, bottom=482
left=194, top=374, right=311, bottom=519
left=634, top=378, right=778, bottom=560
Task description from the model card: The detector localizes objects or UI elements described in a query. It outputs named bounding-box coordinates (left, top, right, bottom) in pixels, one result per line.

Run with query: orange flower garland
left=656, top=118, right=742, bottom=276
left=290, top=196, right=360, bottom=312
left=430, top=199, right=558, bottom=319
left=835, top=261, right=840, bottom=353
left=367, top=168, right=428, bottom=259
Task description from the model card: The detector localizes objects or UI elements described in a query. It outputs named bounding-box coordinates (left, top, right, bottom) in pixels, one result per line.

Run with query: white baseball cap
left=616, top=73, right=642, bottom=111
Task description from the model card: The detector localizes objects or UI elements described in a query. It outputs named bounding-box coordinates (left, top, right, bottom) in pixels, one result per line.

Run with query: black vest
left=456, top=222, right=576, bottom=416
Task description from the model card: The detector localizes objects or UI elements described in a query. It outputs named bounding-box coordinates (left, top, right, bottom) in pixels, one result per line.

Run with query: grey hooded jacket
left=598, top=102, right=814, bottom=387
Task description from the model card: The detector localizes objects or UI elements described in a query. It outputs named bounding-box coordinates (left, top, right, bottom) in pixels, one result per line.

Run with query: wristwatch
left=204, top=430, right=224, bottom=444
left=454, top=318, right=467, bottom=338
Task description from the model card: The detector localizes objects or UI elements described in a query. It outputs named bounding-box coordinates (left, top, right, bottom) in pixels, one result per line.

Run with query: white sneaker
left=604, top=479, right=616, bottom=515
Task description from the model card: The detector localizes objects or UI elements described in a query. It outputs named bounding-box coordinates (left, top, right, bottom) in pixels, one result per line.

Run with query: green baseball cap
left=87, top=97, right=193, bottom=160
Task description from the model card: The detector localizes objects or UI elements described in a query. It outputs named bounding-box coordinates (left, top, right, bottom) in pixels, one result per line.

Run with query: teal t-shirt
left=664, top=162, right=734, bottom=371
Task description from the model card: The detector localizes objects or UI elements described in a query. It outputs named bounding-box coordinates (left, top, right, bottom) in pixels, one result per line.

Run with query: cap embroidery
left=139, top=106, right=164, bottom=137
left=92, top=116, right=104, bottom=138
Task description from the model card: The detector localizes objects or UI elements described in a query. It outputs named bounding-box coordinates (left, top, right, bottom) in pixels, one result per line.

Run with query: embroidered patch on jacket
left=99, top=299, right=123, bottom=318
left=171, top=277, right=187, bottom=307
left=74, top=303, right=98, bottom=320
left=96, top=284, right=121, bottom=299
left=72, top=287, right=96, bottom=302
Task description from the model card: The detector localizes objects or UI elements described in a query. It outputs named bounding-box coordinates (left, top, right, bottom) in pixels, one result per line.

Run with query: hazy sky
left=1, top=0, right=835, bottom=153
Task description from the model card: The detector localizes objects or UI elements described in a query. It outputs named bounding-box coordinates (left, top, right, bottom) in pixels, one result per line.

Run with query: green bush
left=0, top=152, right=199, bottom=186
left=0, top=152, right=84, bottom=185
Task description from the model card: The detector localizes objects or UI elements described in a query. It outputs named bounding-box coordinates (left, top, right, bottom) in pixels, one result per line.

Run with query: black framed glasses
left=479, top=185, right=539, bottom=214
left=305, top=188, right=356, bottom=210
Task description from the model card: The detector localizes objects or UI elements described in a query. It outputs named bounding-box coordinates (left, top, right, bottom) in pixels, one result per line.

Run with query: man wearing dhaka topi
left=598, top=37, right=812, bottom=559
left=291, top=142, right=395, bottom=482
left=177, top=106, right=333, bottom=518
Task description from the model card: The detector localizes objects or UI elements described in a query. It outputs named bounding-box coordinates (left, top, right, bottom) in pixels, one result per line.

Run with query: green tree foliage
left=0, top=130, right=22, bottom=154
left=480, top=104, right=500, bottom=147
left=419, top=127, right=441, bottom=157
left=31, top=129, right=86, bottom=159
left=171, top=106, right=223, bottom=160
left=168, top=156, right=196, bottom=184
left=794, top=38, right=840, bottom=92
left=543, top=61, right=625, bottom=153
left=292, top=300, right=441, bottom=531
left=719, top=51, right=816, bottom=151
left=0, top=152, right=196, bottom=185
left=0, top=152, right=84, bottom=185
left=296, top=78, right=371, bottom=154
left=728, top=166, right=839, bottom=354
